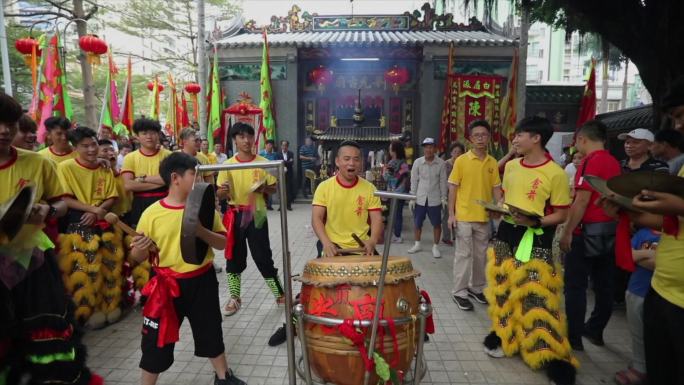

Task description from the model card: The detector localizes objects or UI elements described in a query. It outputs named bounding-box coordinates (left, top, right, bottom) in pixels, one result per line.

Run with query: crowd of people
left=3, top=76, right=684, bottom=385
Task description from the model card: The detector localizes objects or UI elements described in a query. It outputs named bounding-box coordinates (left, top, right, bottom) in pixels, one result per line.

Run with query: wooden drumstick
left=104, top=213, right=159, bottom=253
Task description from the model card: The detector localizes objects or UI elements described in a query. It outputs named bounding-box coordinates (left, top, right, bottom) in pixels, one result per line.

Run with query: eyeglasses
left=470, top=133, right=489, bottom=139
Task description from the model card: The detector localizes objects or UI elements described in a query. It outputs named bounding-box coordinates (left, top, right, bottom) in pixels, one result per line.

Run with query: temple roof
left=216, top=30, right=514, bottom=49
left=312, top=127, right=403, bottom=142
left=596, top=104, right=653, bottom=132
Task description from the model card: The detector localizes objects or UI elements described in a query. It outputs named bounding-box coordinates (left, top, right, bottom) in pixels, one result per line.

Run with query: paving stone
left=82, top=206, right=632, bottom=385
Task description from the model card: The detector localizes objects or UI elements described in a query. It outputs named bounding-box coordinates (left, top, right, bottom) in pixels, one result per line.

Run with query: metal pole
left=0, top=0, right=13, bottom=95
left=197, top=0, right=208, bottom=136
left=197, top=160, right=296, bottom=385
left=294, top=304, right=312, bottom=385
left=363, top=191, right=415, bottom=385
left=413, top=303, right=430, bottom=385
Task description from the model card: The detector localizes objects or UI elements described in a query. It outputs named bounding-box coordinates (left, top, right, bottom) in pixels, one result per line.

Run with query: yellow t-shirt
left=57, top=159, right=118, bottom=206
left=651, top=166, right=684, bottom=308
left=312, top=176, right=382, bottom=249
left=216, top=155, right=276, bottom=207
left=204, top=151, right=218, bottom=164
left=0, top=147, right=66, bottom=203
left=448, top=150, right=501, bottom=222
left=502, top=158, right=570, bottom=217
left=121, top=148, right=172, bottom=178
left=194, top=151, right=214, bottom=178
left=136, top=200, right=225, bottom=273
left=112, top=172, right=132, bottom=216
left=38, top=146, right=77, bottom=164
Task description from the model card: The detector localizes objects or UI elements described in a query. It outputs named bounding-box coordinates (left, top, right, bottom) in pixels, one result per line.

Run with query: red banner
left=440, top=74, right=503, bottom=149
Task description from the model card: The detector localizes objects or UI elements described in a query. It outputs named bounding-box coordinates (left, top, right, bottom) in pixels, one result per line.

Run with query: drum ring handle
left=396, top=297, right=409, bottom=313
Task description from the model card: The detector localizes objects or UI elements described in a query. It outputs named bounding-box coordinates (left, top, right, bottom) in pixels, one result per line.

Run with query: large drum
left=298, top=256, right=421, bottom=385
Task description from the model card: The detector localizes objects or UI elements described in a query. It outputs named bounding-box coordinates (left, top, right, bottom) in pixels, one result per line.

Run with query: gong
left=181, top=182, right=216, bottom=265
left=0, top=184, right=36, bottom=242
left=607, top=171, right=684, bottom=199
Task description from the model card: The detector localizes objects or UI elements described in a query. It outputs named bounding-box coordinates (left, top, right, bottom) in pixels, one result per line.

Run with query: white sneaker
left=484, top=346, right=505, bottom=358
left=432, top=244, right=441, bottom=258
left=407, top=242, right=422, bottom=253
left=391, top=236, right=403, bottom=243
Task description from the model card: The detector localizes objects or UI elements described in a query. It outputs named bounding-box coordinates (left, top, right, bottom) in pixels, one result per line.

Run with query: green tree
left=457, top=0, right=684, bottom=119
left=111, top=0, right=239, bottom=80
left=0, top=22, right=34, bottom=107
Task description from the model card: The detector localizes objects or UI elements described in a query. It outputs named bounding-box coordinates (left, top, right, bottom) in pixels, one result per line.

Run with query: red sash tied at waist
left=134, top=191, right=168, bottom=198
left=141, top=263, right=212, bottom=347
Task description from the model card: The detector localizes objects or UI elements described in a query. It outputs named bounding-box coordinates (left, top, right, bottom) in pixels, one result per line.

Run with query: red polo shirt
left=574, top=149, right=622, bottom=223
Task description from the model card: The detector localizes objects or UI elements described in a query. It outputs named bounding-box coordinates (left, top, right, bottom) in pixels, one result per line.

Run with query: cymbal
left=181, top=182, right=216, bottom=265
left=584, top=175, right=640, bottom=212
left=0, top=184, right=36, bottom=243
left=475, top=200, right=510, bottom=215
left=606, top=171, right=684, bottom=199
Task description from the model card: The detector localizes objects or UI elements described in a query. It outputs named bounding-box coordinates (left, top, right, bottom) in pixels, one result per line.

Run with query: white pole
left=0, top=0, right=13, bottom=95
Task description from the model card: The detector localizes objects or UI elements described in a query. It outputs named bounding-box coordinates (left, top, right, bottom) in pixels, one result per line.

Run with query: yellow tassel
left=86, top=236, right=100, bottom=252
left=58, top=233, right=78, bottom=253
left=102, top=232, right=115, bottom=243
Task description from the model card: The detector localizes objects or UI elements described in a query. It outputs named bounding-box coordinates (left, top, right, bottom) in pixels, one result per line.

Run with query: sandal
left=614, top=367, right=647, bottom=385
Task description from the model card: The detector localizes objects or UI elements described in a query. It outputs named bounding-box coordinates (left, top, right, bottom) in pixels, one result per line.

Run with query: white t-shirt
left=564, top=163, right=577, bottom=187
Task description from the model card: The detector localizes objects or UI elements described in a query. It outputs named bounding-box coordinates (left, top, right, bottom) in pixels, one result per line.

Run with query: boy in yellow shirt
left=131, top=152, right=246, bottom=385
left=216, top=122, right=284, bottom=316
left=38, top=116, right=76, bottom=163
left=57, top=127, right=123, bottom=327
left=121, top=118, right=171, bottom=227
left=482, top=117, right=576, bottom=385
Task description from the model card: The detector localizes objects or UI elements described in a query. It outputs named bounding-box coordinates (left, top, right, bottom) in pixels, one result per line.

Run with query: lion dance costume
left=58, top=215, right=125, bottom=328
left=483, top=157, right=578, bottom=385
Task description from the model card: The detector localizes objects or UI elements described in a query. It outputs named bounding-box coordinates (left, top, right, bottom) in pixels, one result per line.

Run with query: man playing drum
left=312, top=140, right=384, bottom=256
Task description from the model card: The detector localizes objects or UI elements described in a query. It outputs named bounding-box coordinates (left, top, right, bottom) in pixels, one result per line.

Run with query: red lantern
left=78, top=35, right=108, bottom=65
left=14, top=37, right=41, bottom=66
left=384, top=65, right=410, bottom=94
left=147, top=81, right=165, bottom=92
left=184, top=83, right=201, bottom=94
left=309, top=66, right=333, bottom=93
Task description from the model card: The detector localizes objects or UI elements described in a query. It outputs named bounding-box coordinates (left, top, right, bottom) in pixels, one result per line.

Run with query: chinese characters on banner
left=439, top=74, right=504, bottom=150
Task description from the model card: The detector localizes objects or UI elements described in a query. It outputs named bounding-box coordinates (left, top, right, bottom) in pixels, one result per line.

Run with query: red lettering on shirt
left=526, top=178, right=542, bottom=201
left=355, top=195, right=365, bottom=216
left=16, top=178, right=30, bottom=189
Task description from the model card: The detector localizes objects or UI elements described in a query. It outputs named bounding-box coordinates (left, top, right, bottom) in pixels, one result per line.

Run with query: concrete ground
left=83, top=205, right=631, bottom=385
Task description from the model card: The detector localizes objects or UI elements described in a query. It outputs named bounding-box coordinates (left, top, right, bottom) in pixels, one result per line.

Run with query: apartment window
left=607, top=101, right=620, bottom=112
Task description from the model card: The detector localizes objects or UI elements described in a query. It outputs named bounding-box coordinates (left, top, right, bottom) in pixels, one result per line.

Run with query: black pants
left=226, top=211, right=279, bottom=279
left=140, top=268, right=224, bottom=373
left=563, top=235, right=614, bottom=345
left=284, top=172, right=295, bottom=206
left=644, top=288, right=684, bottom=384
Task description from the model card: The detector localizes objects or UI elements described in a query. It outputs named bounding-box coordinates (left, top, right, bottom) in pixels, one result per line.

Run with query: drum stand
left=198, top=164, right=429, bottom=385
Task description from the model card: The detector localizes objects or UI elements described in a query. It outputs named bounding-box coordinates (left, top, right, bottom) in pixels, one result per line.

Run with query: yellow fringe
left=508, top=282, right=561, bottom=312
left=74, top=306, right=93, bottom=323
left=520, top=307, right=564, bottom=331
left=65, top=271, right=89, bottom=294
left=73, top=287, right=97, bottom=307
left=520, top=328, right=571, bottom=357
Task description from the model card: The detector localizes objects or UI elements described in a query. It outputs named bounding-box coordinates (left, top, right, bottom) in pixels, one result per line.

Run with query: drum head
left=297, top=255, right=420, bottom=287
left=181, top=183, right=216, bottom=265
left=607, top=171, right=684, bottom=199
left=0, top=184, right=36, bottom=242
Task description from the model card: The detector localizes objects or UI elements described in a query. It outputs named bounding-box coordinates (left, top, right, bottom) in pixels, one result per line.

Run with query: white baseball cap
left=421, top=137, right=435, bottom=146
left=617, top=128, right=654, bottom=142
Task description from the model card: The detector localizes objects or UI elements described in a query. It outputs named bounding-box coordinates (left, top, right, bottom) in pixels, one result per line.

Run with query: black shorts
left=139, top=268, right=224, bottom=373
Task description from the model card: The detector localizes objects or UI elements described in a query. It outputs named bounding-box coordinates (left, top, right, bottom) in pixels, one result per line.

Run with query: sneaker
left=484, top=346, right=505, bottom=358
left=214, top=369, right=247, bottom=385
left=432, top=244, right=441, bottom=258
left=391, top=236, right=403, bottom=244
left=268, top=323, right=288, bottom=346
left=407, top=242, right=422, bottom=254
left=452, top=295, right=474, bottom=311
left=582, top=330, right=605, bottom=346
left=213, top=260, right=223, bottom=274
left=276, top=295, right=286, bottom=305
left=222, top=297, right=241, bottom=317
left=467, top=289, right=487, bottom=304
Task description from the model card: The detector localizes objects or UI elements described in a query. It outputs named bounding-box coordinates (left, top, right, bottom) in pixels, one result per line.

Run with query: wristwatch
left=47, top=205, right=57, bottom=218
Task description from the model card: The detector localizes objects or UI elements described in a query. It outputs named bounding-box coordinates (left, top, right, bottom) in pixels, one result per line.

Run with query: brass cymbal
left=584, top=175, right=640, bottom=212
left=181, top=182, right=216, bottom=265
left=606, top=171, right=684, bottom=199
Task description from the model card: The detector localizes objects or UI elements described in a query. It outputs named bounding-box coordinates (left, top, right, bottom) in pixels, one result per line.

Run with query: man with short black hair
left=216, top=123, right=285, bottom=316
left=38, top=116, right=75, bottom=163
left=560, top=120, right=621, bottom=351
left=121, top=118, right=172, bottom=227
left=652, top=128, right=684, bottom=175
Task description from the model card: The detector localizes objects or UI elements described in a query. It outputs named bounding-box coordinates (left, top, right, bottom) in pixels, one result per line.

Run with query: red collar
left=0, top=147, right=18, bottom=170
left=336, top=174, right=359, bottom=188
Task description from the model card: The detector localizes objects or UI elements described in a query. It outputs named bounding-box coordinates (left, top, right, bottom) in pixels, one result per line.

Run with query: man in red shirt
left=560, top=120, right=622, bottom=351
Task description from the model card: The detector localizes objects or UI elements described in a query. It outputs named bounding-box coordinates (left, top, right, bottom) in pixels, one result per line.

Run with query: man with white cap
left=408, top=137, right=447, bottom=258
left=618, top=128, right=669, bottom=173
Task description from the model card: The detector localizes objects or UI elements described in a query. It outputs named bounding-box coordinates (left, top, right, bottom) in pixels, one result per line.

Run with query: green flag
left=259, top=31, right=276, bottom=148
left=207, top=47, right=221, bottom=151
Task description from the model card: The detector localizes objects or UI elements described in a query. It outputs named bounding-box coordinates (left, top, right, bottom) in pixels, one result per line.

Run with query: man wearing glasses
left=447, top=120, right=503, bottom=311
